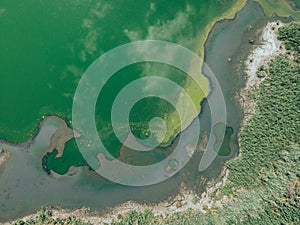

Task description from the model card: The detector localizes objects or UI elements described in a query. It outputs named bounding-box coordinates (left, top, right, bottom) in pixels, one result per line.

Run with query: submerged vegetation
left=211, top=123, right=234, bottom=157
left=42, top=139, right=87, bottom=175
left=101, top=22, right=300, bottom=225
left=102, top=22, right=300, bottom=225
left=16, top=21, right=300, bottom=225
left=0, top=0, right=243, bottom=146
left=39, top=0, right=249, bottom=175
left=5, top=3, right=300, bottom=225
left=255, top=0, right=300, bottom=20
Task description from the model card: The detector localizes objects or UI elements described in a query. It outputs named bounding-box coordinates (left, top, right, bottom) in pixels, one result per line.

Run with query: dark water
left=0, top=1, right=272, bottom=222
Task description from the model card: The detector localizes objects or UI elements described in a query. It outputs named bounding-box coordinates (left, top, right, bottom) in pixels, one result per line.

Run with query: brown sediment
left=42, top=116, right=82, bottom=175
left=0, top=151, right=10, bottom=167
left=85, top=21, right=288, bottom=225
left=46, top=117, right=81, bottom=158
left=0, top=115, right=81, bottom=170
left=32, top=4, right=261, bottom=223
left=119, top=132, right=150, bottom=151
left=5, top=3, right=278, bottom=224
left=50, top=166, right=80, bottom=178
left=84, top=21, right=288, bottom=225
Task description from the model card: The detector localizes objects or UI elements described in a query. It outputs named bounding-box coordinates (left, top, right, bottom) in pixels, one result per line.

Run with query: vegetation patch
left=13, top=209, right=90, bottom=225
left=103, top=22, right=300, bottom=225
left=255, top=0, right=300, bottom=20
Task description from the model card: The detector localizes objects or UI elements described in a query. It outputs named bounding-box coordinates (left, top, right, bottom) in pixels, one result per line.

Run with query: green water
left=42, top=138, right=87, bottom=175
left=95, top=63, right=189, bottom=157
left=45, top=0, right=268, bottom=175
left=0, top=1, right=276, bottom=222
left=218, top=127, right=234, bottom=156
left=212, top=124, right=233, bottom=157
left=0, top=0, right=241, bottom=172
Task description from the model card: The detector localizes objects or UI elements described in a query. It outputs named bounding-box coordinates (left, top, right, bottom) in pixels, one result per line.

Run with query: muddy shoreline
left=0, top=3, right=287, bottom=225
left=0, top=115, right=80, bottom=175
left=60, top=20, right=288, bottom=225
left=2, top=3, right=261, bottom=224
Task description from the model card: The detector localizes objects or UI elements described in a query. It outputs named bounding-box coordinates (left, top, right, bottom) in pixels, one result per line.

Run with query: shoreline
left=1, top=7, right=287, bottom=225
left=78, top=19, right=287, bottom=225
left=0, top=1, right=249, bottom=165
left=4, top=167, right=230, bottom=225
left=0, top=115, right=80, bottom=176
left=9, top=20, right=286, bottom=225
left=167, top=0, right=247, bottom=148
left=1, top=3, right=265, bottom=225
left=239, top=21, right=285, bottom=133
left=198, top=0, right=247, bottom=60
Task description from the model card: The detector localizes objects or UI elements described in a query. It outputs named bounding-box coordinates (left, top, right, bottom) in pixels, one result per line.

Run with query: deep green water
left=43, top=138, right=87, bottom=175
left=0, top=0, right=242, bottom=174
left=0, top=0, right=274, bottom=222
left=0, top=0, right=237, bottom=144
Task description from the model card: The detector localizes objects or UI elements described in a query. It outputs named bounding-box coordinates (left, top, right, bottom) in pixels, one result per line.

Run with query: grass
left=13, top=208, right=90, bottom=225
left=254, top=0, right=300, bottom=20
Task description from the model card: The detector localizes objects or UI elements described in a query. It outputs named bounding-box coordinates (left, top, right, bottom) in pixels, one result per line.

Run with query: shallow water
left=0, top=0, right=271, bottom=222
left=0, top=0, right=235, bottom=144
